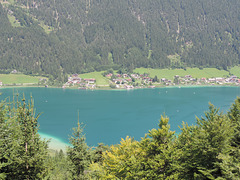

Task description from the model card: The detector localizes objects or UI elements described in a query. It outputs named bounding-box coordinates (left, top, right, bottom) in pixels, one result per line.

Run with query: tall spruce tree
left=67, top=120, right=90, bottom=179
left=176, top=104, right=234, bottom=179
left=0, top=95, right=49, bottom=179
left=228, top=97, right=240, bottom=146
left=223, top=97, right=240, bottom=179
left=140, top=115, right=178, bottom=179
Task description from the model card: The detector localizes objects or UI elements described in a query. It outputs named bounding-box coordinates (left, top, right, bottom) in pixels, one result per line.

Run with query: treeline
left=1, top=95, right=240, bottom=179
left=0, top=0, right=240, bottom=79
left=86, top=99, right=240, bottom=179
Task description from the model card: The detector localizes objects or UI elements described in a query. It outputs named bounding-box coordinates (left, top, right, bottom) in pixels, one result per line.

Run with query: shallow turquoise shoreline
left=39, top=132, right=69, bottom=152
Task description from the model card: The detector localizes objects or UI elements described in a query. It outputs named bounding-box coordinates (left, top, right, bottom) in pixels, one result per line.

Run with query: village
left=62, top=74, right=96, bottom=89
left=63, top=72, right=240, bottom=90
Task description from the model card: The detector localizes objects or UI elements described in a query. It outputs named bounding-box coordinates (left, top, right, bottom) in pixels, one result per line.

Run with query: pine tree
left=228, top=97, right=240, bottom=146
left=176, top=104, right=234, bottom=179
left=45, top=149, right=71, bottom=180
left=221, top=97, right=240, bottom=179
left=0, top=95, right=49, bottom=179
left=67, top=120, right=90, bottom=179
left=0, top=100, right=17, bottom=179
left=140, top=115, right=178, bottom=179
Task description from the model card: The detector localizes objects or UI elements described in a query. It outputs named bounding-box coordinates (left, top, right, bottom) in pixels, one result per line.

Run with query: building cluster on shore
left=63, top=74, right=96, bottom=89
left=63, top=73, right=240, bottom=90
left=107, top=73, right=155, bottom=89
left=171, top=75, right=240, bottom=86
left=105, top=73, right=240, bottom=89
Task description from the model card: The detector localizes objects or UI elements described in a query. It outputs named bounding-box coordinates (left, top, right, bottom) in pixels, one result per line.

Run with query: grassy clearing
left=4, top=0, right=54, bottom=34
left=32, top=16, right=54, bottom=34
left=0, top=74, right=46, bottom=84
left=79, top=71, right=109, bottom=86
left=7, top=14, right=22, bottom=27
left=6, top=0, right=15, bottom=4
left=39, top=22, right=54, bottom=34
left=167, top=54, right=181, bottom=65
left=134, top=68, right=230, bottom=80
left=0, top=0, right=14, bottom=5
left=229, top=66, right=240, bottom=78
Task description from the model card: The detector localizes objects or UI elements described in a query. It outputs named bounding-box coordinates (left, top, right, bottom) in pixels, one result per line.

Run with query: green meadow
left=79, top=71, right=110, bottom=86
left=134, top=68, right=231, bottom=80
left=0, top=74, right=46, bottom=85
left=229, top=66, right=240, bottom=78
left=7, top=14, right=22, bottom=27
left=39, top=22, right=54, bottom=34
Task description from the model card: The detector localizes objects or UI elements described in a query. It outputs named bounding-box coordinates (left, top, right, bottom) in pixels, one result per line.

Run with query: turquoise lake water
left=1, top=87, right=240, bottom=147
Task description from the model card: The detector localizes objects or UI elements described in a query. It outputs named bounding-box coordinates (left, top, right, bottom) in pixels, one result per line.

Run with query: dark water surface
left=1, top=87, right=239, bottom=146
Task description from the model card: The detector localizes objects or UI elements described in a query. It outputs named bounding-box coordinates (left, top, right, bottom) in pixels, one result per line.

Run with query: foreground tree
left=44, top=149, right=71, bottom=180
left=140, top=115, right=178, bottom=179
left=228, top=97, right=240, bottom=146
left=89, top=115, right=178, bottom=179
left=67, top=121, right=91, bottom=179
left=223, top=97, right=240, bottom=179
left=0, top=96, right=49, bottom=179
left=89, top=136, right=144, bottom=179
left=175, top=104, right=234, bottom=179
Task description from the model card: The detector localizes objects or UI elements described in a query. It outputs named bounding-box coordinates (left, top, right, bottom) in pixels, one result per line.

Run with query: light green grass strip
left=32, top=16, right=54, bottom=34
left=134, top=68, right=230, bottom=80
left=0, top=74, right=46, bottom=84
left=39, top=22, right=54, bottom=34
left=7, top=14, right=22, bottom=27
left=79, top=71, right=109, bottom=86
left=229, top=66, right=240, bottom=78
left=7, top=0, right=15, bottom=4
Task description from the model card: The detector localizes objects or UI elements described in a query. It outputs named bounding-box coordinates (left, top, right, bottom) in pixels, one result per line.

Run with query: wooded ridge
left=0, top=0, right=240, bottom=81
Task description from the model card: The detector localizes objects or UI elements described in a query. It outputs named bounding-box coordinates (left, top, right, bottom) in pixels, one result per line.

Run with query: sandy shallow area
left=39, top=132, right=69, bottom=152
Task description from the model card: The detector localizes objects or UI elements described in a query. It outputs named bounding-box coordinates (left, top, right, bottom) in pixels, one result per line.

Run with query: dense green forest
left=0, top=0, right=240, bottom=80
left=0, top=95, right=240, bottom=179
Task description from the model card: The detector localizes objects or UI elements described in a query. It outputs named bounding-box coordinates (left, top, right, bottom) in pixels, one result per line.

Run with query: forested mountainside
left=0, top=0, right=240, bottom=80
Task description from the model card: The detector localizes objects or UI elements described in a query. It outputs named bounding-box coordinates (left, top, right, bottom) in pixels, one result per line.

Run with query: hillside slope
left=0, top=0, right=240, bottom=79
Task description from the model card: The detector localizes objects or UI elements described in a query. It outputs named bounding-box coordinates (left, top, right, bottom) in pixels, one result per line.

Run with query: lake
left=0, top=86, right=239, bottom=148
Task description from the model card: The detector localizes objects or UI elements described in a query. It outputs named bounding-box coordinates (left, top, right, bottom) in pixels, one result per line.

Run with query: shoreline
left=39, top=132, right=70, bottom=152
left=1, top=84, right=240, bottom=91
